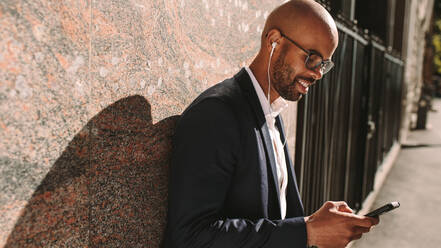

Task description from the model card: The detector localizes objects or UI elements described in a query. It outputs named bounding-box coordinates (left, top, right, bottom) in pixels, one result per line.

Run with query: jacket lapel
left=235, top=69, right=281, bottom=217
left=275, top=116, right=305, bottom=217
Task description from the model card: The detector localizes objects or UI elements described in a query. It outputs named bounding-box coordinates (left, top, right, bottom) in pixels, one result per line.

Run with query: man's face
left=272, top=44, right=311, bottom=101
left=271, top=29, right=338, bottom=101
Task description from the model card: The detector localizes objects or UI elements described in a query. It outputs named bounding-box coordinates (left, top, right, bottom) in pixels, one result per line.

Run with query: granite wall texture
left=0, top=0, right=295, bottom=247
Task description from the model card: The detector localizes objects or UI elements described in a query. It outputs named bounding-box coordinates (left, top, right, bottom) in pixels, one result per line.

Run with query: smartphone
left=365, top=202, right=400, bottom=217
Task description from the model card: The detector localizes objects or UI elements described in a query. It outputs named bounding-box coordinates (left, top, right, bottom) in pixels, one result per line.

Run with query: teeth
left=297, top=79, right=309, bottom=88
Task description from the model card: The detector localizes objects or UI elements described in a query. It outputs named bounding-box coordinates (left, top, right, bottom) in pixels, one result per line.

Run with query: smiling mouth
left=295, top=78, right=314, bottom=94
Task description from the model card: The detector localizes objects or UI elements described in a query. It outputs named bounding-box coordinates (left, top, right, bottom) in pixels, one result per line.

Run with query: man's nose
left=310, top=66, right=323, bottom=80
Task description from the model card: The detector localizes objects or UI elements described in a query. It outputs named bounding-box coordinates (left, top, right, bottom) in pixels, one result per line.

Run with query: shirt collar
left=244, top=67, right=288, bottom=119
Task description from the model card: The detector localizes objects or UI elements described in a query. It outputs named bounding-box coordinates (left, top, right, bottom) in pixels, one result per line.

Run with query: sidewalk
left=351, top=98, right=441, bottom=248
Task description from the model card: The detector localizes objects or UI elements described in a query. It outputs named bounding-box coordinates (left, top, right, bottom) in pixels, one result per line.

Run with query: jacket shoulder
left=183, top=76, right=244, bottom=116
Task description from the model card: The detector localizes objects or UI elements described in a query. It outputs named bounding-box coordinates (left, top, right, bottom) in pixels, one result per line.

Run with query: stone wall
left=400, top=0, right=434, bottom=140
left=0, top=0, right=297, bottom=247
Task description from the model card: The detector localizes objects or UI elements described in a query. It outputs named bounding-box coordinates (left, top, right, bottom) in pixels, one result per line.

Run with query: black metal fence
left=294, top=24, right=404, bottom=215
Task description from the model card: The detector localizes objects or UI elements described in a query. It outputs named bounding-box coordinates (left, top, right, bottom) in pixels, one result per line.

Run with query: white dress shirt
left=245, top=67, right=289, bottom=219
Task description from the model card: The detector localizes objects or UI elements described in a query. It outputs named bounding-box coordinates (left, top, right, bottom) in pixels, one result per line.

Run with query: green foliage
left=433, top=2, right=441, bottom=74
left=433, top=34, right=441, bottom=73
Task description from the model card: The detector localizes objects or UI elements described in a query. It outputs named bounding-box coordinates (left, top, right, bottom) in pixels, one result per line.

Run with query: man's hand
left=305, top=201, right=379, bottom=248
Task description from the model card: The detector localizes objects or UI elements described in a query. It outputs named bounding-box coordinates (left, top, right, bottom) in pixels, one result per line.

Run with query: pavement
left=351, top=98, right=441, bottom=248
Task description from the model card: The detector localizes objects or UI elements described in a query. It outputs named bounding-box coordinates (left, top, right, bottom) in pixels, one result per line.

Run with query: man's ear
left=265, top=29, right=282, bottom=51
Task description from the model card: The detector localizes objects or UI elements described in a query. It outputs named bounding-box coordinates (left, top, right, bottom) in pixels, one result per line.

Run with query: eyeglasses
left=280, top=32, right=334, bottom=74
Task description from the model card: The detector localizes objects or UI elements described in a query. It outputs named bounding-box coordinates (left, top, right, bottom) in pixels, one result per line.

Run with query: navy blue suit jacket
left=164, top=68, right=307, bottom=248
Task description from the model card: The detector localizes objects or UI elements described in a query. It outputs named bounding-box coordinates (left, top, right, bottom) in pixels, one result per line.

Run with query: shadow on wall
left=5, top=95, right=179, bottom=247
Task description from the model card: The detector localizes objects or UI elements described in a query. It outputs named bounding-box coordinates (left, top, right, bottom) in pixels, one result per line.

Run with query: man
left=164, top=0, right=379, bottom=247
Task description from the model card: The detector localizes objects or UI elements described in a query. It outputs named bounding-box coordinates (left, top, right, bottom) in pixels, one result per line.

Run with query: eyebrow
left=308, top=49, right=323, bottom=58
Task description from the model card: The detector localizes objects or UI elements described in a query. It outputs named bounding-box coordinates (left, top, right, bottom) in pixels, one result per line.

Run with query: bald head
left=262, top=0, right=338, bottom=59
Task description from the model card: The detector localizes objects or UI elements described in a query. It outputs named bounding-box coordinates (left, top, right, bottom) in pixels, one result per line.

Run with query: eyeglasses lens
left=321, top=61, right=334, bottom=74
left=306, top=54, right=334, bottom=74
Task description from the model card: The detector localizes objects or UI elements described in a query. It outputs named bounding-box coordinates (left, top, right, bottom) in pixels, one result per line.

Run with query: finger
left=360, top=216, right=380, bottom=226
left=337, top=213, right=375, bottom=228
left=369, top=216, right=380, bottom=225
left=323, top=201, right=339, bottom=210
left=338, top=204, right=354, bottom=213
left=327, top=201, right=350, bottom=212
left=353, top=216, right=377, bottom=228
left=354, top=226, right=371, bottom=234
left=351, top=233, right=363, bottom=241
left=333, top=201, right=349, bottom=208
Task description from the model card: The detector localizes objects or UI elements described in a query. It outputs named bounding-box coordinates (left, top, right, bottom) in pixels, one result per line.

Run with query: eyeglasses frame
left=279, top=32, right=334, bottom=74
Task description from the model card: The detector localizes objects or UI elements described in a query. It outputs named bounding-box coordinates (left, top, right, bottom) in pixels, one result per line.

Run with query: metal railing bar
left=327, top=33, right=348, bottom=201
left=336, top=22, right=369, bottom=45
left=344, top=40, right=358, bottom=200
left=371, top=40, right=386, bottom=52
left=322, top=78, right=330, bottom=201
left=384, top=53, right=404, bottom=66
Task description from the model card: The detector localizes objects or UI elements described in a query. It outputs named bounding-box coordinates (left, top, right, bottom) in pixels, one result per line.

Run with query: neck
left=249, top=54, right=279, bottom=104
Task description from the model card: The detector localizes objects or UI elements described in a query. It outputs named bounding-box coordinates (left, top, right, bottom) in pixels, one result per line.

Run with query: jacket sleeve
left=164, top=98, right=307, bottom=248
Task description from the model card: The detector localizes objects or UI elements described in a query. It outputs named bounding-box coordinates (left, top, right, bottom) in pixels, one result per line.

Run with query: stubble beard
left=272, top=53, right=303, bottom=101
